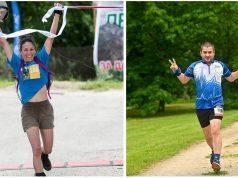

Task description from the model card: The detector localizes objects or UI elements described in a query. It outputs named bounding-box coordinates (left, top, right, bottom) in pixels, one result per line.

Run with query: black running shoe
left=34, top=172, right=46, bottom=176
left=41, top=153, right=52, bottom=171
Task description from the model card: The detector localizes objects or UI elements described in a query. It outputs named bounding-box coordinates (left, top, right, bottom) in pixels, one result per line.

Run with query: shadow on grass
left=202, top=171, right=228, bottom=176
left=127, top=96, right=238, bottom=119
left=127, top=105, right=195, bottom=119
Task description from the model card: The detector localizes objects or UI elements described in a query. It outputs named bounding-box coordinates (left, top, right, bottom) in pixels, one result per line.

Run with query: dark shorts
left=21, top=100, right=54, bottom=132
left=196, top=107, right=223, bottom=128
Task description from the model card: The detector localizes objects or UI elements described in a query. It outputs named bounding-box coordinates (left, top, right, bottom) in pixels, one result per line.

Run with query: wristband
left=54, top=10, right=62, bottom=16
left=174, top=68, right=181, bottom=76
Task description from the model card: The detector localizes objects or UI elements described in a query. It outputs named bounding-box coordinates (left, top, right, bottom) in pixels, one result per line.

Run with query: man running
left=169, top=41, right=238, bottom=172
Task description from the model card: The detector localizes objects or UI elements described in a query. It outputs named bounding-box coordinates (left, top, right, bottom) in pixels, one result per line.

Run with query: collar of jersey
left=201, top=59, right=215, bottom=64
left=23, top=60, right=35, bottom=65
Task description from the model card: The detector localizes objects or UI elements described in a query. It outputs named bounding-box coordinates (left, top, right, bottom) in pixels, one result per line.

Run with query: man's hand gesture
left=169, top=58, right=179, bottom=72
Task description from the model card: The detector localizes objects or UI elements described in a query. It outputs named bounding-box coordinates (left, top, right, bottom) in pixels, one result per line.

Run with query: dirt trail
left=140, top=122, right=238, bottom=176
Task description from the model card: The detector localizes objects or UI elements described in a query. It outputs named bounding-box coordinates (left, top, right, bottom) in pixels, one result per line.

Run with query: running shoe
left=34, top=172, right=46, bottom=176
left=212, top=160, right=221, bottom=172
left=210, top=152, right=214, bottom=164
left=41, top=153, right=52, bottom=171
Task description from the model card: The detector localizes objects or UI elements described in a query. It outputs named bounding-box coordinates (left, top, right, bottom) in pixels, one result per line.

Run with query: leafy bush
left=127, top=84, right=172, bottom=116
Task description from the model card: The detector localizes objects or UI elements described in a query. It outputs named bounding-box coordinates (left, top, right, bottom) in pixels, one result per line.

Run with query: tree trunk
left=159, top=100, right=165, bottom=112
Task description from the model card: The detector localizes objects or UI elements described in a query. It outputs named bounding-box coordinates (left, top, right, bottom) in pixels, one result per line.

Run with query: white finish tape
left=0, top=6, right=67, bottom=39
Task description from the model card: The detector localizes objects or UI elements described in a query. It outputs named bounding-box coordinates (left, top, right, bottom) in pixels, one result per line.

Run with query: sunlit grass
left=79, top=80, right=123, bottom=90
left=202, top=171, right=228, bottom=176
left=126, top=102, right=238, bottom=175
left=52, top=80, right=123, bottom=91
left=0, top=78, right=14, bottom=88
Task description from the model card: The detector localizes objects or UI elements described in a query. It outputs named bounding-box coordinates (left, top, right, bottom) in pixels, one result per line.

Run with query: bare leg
left=40, top=128, right=54, bottom=154
left=26, top=127, right=43, bottom=173
left=210, top=119, right=222, bottom=154
left=202, top=125, right=213, bottom=149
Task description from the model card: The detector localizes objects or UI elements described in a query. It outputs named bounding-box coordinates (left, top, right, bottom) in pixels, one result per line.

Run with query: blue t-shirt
left=8, top=46, right=50, bottom=104
left=184, top=60, right=231, bottom=109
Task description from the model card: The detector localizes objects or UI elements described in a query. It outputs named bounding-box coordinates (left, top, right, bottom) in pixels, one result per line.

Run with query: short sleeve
left=36, top=46, right=50, bottom=66
left=184, top=62, right=196, bottom=78
left=7, top=53, right=21, bottom=75
left=221, top=62, right=232, bottom=78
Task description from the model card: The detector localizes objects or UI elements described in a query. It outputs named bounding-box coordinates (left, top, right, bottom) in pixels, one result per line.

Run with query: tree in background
left=0, top=1, right=96, bottom=80
left=127, top=1, right=238, bottom=116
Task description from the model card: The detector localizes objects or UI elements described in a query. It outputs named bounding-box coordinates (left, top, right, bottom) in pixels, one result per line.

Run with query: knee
left=203, top=129, right=212, bottom=139
left=205, top=133, right=213, bottom=140
left=32, top=146, right=42, bottom=158
left=211, top=126, right=220, bottom=136
left=43, top=147, right=52, bottom=154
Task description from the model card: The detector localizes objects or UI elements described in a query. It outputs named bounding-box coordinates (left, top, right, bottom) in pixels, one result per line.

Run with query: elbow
left=178, top=77, right=188, bottom=84
left=179, top=79, right=188, bottom=84
left=227, top=76, right=235, bottom=82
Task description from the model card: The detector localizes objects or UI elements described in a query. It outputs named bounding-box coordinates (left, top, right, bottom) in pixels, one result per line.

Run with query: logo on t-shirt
left=22, top=64, right=40, bottom=80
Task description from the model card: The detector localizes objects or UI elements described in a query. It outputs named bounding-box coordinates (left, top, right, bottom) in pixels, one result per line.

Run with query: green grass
left=0, top=78, right=14, bottom=87
left=126, top=102, right=238, bottom=176
left=79, top=80, right=123, bottom=90
left=202, top=171, right=228, bottom=176
left=127, top=101, right=196, bottom=118
left=53, top=80, right=123, bottom=91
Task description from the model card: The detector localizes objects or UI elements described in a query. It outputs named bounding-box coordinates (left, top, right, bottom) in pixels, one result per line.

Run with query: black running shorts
left=196, top=107, right=223, bottom=128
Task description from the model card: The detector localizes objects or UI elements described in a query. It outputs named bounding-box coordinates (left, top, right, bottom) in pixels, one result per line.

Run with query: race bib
left=214, top=106, right=224, bottom=117
left=28, top=64, right=40, bottom=79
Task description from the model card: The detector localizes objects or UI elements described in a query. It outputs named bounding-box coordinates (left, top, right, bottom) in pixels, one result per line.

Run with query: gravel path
left=140, top=122, right=238, bottom=176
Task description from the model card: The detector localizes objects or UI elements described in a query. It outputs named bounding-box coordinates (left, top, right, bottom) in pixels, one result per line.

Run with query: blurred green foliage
left=127, top=1, right=238, bottom=115
left=0, top=1, right=96, bottom=81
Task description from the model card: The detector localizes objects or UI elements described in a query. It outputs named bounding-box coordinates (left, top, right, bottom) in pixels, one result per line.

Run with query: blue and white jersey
left=184, top=60, right=231, bottom=109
